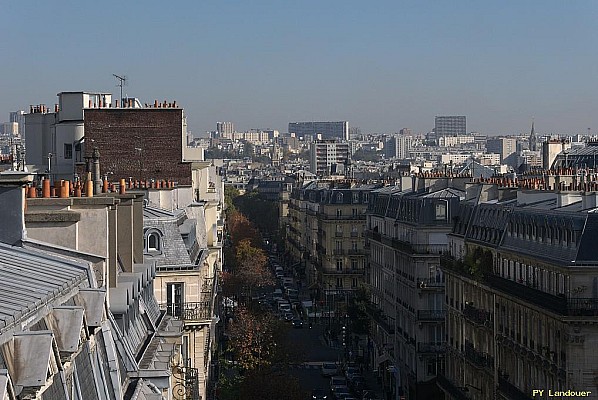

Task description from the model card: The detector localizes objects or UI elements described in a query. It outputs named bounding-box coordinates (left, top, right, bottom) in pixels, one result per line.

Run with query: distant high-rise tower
left=288, top=121, right=349, bottom=141
left=309, top=139, right=350, bottom=176
left=9, top=111, right=26, bottom=138
left=529, top=120, right=537, bottom=151
left=216, top=121, right=234, bottom=138
left=385, top=135, right=412, bottom=159
left=432, top=116, right=466, bottom=142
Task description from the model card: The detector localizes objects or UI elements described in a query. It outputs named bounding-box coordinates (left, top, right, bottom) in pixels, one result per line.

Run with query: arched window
left=144, top=228, right=164, bottom=254
left=148, top=233, right=160, bottom=251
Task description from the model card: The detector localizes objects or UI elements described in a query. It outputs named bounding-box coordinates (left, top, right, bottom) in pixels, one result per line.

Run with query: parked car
left=330, top=376, right=347, bottom=386
left=321, top=363, right=339, bottom=377
left=311, top=388, right=328, bottom=399
left=344, top=366, right=360, bottom=381
left=349, top=375, right=366, bottom=395
left=284, top=312, right=294, bottom=321
left=331, top=385, right=350, bottom=399
left=330, top=376, right=347, bottom=392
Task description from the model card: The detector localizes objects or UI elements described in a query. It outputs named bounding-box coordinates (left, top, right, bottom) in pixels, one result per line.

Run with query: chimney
left=115, top=99, right=119, bottom=108
left=119, top=178, right=126, bottom=195
left=27, top=185, right=37, bottom=198
left=92, top=148, right=101, bottom=194
left=42, top=178, right=50, bottom=198
left=0, top=172, right=34, bottom=245
left=86, top=172, right=93, bottom=197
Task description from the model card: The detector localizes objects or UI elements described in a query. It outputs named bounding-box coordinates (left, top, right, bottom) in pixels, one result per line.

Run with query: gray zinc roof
left=0, top=243, right=89, bottom=333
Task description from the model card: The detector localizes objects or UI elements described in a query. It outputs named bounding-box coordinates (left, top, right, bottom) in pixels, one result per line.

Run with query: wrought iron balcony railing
left=160, top=301, right=212, bottom=322
left=418, top=342, right=447, bottom=353
left=463, top=304, right=493, bottom=327
left=417, top=309, right=446, bottom=321
left=417, top=277, right=445, bottom=288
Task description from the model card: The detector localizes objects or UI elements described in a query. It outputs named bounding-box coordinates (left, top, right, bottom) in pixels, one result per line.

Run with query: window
left=352, top=208, right=358, bottom=216
left=64, top=143, right=73, bottom=159
left=352, top=241, right=358, bottom=251
left=166, top=282, right=184, bottom=317
left=336, top=209, right=343, bottom=217
left=75, top=143, right=82, bottom=162
left=435, top=203, right=447, bottom=220
left=148, top=233, right=161, bottom=251
left=336, top=277, right=343, bottom=288
left=353, top=192, right=359, bottom=203
left=336, top=259, right=343, bottom=271
left=352, top=278, right=358, bottom=288
left=351, top=259, right=358, bottom=270
left=144, top=228, right=163, bottom=254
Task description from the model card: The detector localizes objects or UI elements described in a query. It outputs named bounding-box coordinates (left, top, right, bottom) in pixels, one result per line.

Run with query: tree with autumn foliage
left=220, top=307, right=307, bottom=400
left=227, top=210, right=260, bottom=248
left=226, top=307, right=279, bottom=371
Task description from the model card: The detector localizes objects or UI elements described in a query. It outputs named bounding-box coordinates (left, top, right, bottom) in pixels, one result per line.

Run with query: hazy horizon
left=2, top=1, right=598, bottom=137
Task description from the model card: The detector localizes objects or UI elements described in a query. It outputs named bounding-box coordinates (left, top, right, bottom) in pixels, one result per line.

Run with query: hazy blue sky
left=2, top=1, right=598, bottom=136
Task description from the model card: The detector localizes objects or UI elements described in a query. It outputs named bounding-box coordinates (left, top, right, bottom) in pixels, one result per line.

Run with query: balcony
left=498, top=376, right=533, bottom=400
left=335, top=231, right=343, bottom=238
left=418, top=342, right=446, bottom=353
left=416, top=277, right=445, bottom=289
left=463, top=304, right=493, bottom=328
left=348, top=249, right=367, bottom=256
left=156, top=264, right=201, bottom=273
left=160, top=301, right=212, bottom=323
left=436, top=373, right=469, bottom=400
left=464, top=341, right=494, bottom=371
left=350, top=231, right=359, bottom=238
left=171, top=358, right=200, bottom=400
left=417, top=310, right=446, bottom=321
left=484, top=274, right=598, bottom=316
left=321, top=213, right=366, bottom=221
left=367, top=232, right=448, bottom=255
left=365, top=302, right=394, bottom=334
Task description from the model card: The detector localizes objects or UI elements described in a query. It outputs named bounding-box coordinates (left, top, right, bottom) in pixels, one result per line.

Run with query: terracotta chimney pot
left=86, top=179, right=94, bottom=197
left=42, top=178, right=51, bottom=198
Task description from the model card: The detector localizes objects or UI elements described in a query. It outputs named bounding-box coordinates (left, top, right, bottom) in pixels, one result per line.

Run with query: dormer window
left=148, top=233, right=160, bottom=251
left=144, top=228, right=164, bottom=255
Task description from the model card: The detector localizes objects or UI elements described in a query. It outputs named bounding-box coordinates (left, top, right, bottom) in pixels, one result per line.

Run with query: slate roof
left=0, top=243, right=89, bottom=332
left=459, top=200, right=598, bottom=266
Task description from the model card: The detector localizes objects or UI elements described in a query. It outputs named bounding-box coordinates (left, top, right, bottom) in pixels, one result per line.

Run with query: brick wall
left=84, top=109, right=192, bottom=185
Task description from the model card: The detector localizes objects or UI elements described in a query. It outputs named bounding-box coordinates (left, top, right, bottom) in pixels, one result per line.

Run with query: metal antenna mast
left=112, top=74, right=127, bottom=104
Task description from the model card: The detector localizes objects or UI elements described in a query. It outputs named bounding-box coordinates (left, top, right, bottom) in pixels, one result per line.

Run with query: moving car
left=311, top=388, right=328, bottom=399
left=292, top=319, right=303, bottom=328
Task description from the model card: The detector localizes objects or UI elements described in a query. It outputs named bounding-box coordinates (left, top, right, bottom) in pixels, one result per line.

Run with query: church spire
left=529, top=119, right=537, bottom=151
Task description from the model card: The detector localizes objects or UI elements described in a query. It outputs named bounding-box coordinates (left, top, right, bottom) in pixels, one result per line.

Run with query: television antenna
left=112, top=74, right=128, bottom=104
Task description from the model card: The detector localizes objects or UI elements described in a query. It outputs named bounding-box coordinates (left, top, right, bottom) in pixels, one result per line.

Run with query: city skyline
left=2, top=1, right=598, bottom=136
